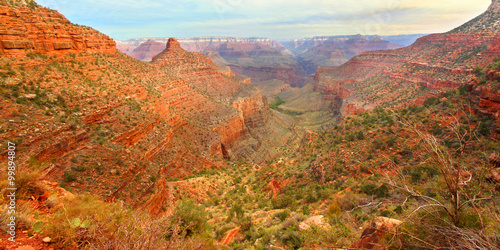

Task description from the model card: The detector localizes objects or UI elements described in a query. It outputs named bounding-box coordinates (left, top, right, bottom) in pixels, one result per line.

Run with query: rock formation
left=118, top=36, right=308, bottom=87
left=468, top=70, right=500, bottom=120
left=352, top=217, right=402, bottom=249
left=0, top=2, right=115, bottom=57
left=118, top=36, right=286, bottom=53
left=0, top=1, right=286, bottom=209
left=282, top=35, right=404, bottom=75
left=129, top=39, right=165, bottom=61
left=308, top=0, right=500, bottom=116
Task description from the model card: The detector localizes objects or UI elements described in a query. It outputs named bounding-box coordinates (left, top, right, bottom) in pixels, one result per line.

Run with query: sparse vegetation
left=1, top=3, right=499, bottom=249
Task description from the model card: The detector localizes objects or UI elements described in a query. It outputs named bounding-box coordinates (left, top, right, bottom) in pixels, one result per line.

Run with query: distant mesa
left=129, top=39, right=164, bottom=61
left=309, top=0, right=500, bottom=117
left=117, top=35, right=407, bottom=87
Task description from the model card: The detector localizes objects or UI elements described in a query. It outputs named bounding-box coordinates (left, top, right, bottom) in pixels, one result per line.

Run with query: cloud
left=35, top=0, right=491, bottom=40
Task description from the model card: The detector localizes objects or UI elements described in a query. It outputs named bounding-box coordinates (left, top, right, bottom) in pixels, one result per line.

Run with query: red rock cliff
left=0, top=2, right=115, bottom=57
left=311, top=2, right=500, bottom=116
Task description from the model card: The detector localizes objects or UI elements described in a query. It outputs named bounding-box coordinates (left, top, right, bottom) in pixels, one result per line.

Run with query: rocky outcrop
left=152, top=38, right=277, bottom=158
left=0, top=2, right=116, bottom=57
left=310, top=3, right=500, bottom=116
left=221, top=227, right=241, bottom=245
left=282, top=35, right=403, bottom=75
left=35, top=131, right=89, bottom=161
left=352, top=217, right=402, bottom=249
left=487, top=153, right=500, bottom=184
left=468, top=70, right=500, bottom=120
left=232, top=85, right=272, bottom=129
left=299, top=215, right=331, bottom=231
left=118, top=37, right=307, bottom=87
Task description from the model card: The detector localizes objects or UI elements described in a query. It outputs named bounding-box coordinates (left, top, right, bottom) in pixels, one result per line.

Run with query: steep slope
left=119, top=37, right=286, bottom=53
left=202, top=41, right=307, bottom=87
left=129, top=39, right=165, bottom=61
left=118, top=36, right=308, bottom=87
left=281, top=35, right=404, bottom=75
left=0, top=1, right=284, bottom=209
left=0, top=1, right=115, bottom=57
left=310, top=0, right=500, bottom=116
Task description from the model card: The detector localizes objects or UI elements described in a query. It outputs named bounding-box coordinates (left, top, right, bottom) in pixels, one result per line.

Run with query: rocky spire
left=166, top=38, right=181, bottom=51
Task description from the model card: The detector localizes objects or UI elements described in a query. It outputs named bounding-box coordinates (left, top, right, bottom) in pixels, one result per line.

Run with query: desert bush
left=170, top=199, right=209, bottom=235
left=271, top=195, right=294, bottom=209
left=38, top=194, right=220, bottom=249
left=327, top=200, right=342, bottom=216
left=63, top=171, right=77, bottom=182
left=396, top=210, right=498, bottom=249
left=275, top=210, right=290, bottom=221
left=279, top=229, right=303, bottom=249
left=42, top=194, right=122, bottom=247
left=337, top=191, right=368, bottom=211
left=389, top=115, right=499, bottom=249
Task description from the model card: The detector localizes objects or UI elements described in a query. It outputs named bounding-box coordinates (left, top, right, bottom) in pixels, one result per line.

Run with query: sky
left=35, top=0, right=491, bottom=41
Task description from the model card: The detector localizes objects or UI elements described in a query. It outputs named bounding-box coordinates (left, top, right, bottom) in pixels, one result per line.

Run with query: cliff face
left=118, top=35, right=404, bottom=88
left=203, top=41, right=307, bottom=87
left=310, top=2, right=500, bottom=116
left=282, top=35, right=404, bottom=75
left=119, top=37, right=307, bottom=87
left=151, top=38, right=275, bottom=149
left=118, top=36, right=286, bottom=52
left=469, top=70, right=500, bottom=120
left=129, top=39, right=165, bottom=61
left=0, top=2, right=281, bottom=209
left=0, top=2, right=115, bottom=57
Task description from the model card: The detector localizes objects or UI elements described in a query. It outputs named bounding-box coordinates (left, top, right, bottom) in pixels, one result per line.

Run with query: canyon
left=0, top=1, right=294, bottom=208
left=117, top=35, right=405, bottom=88
left=281, top=35, right=404, bottom=75
left=302, top=2, right=500, bottom=117
left=0, top=0, right=499, bottom=249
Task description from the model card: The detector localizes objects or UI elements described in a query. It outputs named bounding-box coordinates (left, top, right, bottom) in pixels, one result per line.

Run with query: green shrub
left=361, top=183, right=377, bottom=195
left=279, top=230, right=303, bottom=249
left=327, top=200, right=341, bottom=216
left=272, top=195, right=293, bottom=209
left=276, top=210, right=290, bottom=221
left=170, top=199, right=209, bottom=234
left=63, top=171, right=77, bottom=182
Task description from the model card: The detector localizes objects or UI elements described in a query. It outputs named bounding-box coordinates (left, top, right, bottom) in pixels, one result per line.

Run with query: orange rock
left=352, top=217, right=402, bottom=249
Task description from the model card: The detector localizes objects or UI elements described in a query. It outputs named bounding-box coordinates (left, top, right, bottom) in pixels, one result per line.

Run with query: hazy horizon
left=35, top=0, right=490, bottom=41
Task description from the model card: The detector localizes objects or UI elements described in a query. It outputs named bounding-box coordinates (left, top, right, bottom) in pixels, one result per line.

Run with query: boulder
left=352, top=217, right=402, bottom=249
left=299, top=215, right=331, bottom=231
left=489, top=153, right=500, bottom=168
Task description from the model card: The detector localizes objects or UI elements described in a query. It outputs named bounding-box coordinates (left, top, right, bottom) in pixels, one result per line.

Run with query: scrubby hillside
left=0, top=0, right=499, bottom=249
left=0, top=1, right=296, bottom=248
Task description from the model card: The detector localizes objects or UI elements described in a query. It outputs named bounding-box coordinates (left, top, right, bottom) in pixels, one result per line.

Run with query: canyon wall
left=309, top=1, right=500, bottom=116
left=0, top=3, right=115, bottom=57
left=0, top=2, right=282, bottom=208
left=283, top=35, right=404, bottom=75
left=118, top=36, right=308, bottom=87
